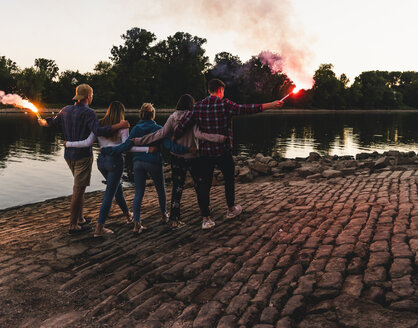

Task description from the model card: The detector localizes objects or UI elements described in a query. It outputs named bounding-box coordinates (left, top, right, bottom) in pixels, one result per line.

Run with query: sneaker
left=133, top=222, right=147, bottom=234
left=171, top=220, right=186, bottom=230
left=202, top=218, right=215, bottom=230
left=161, top=212, right=169, bottom=224
left=226, top=204, right=242, bottom=219
left=94, top=227, right=114, bottom=238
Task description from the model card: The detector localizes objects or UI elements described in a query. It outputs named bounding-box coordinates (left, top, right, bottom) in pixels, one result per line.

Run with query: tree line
left=1, top=27, right=417, bottom=109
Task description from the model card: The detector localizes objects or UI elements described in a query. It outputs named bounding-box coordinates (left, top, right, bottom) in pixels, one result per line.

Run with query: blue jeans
left=97, top=153, right=129, bottom=225
left=133, top=160, right=167, bottom=223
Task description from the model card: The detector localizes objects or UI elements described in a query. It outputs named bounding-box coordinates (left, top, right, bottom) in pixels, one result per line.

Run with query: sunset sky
left=1, top=0, right=417, bottom=88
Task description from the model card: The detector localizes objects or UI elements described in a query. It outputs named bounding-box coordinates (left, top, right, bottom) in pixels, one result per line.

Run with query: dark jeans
left=97, top=153, right=129, bottom=225
left=169, top=156, right=200, bottom=222
left=133, top=160, right=166, bottom=223
left=196, top=151, right=235, bottom=217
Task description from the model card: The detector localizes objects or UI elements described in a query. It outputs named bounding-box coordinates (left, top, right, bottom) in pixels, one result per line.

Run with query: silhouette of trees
left=1, top=27, right=417, bottom=109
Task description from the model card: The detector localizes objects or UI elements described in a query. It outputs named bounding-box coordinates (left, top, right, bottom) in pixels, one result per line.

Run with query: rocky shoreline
left=0, top=151, right=417, bottom=327
left=152, top=150, right=418, bottom=189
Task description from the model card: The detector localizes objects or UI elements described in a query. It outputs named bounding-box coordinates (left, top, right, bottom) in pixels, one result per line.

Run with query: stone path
left=0, top=171, right=417, bottom=327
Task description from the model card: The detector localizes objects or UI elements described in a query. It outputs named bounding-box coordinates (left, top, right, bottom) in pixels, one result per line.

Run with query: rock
left=307, top=173, right=323, bottom=180
left=278, top=160, right=300, bottom=171
left=322, top=170, right=342, bottom=179
left=308, top=152, right=321, bottom=161
left=238, top=167, right=253, bottom=182
left=248, top=161, right=271, bottom=175
left=356, top=153, right=371, bottom=160
left=386, top=150, right=400, bottom=157
left=374, top=156, right=390, bottom=169
left=296, top=167, right=316, bottom=178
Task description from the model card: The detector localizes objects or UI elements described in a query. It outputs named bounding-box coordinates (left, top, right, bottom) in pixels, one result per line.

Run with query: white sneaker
left=161, top=212, right=169, bottom=224
left=202, top=218, right=216, bottom=230
left=226, top=204, right=242, bottom=219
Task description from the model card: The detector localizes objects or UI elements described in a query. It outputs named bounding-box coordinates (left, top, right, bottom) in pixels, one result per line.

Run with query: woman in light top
left=130, top=94, right=226, bottom=230
left=65, top=101, right=155, bottom=237
left=101, top=103, right=194, bottom=234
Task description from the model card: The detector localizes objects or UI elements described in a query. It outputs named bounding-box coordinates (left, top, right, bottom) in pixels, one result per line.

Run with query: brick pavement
left=0, top=171, right=417, bottom=327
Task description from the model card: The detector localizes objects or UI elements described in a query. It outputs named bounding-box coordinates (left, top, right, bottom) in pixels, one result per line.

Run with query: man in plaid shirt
left=38, top=84, right=129, bottom=234
left=174, top=79, right=283, bottom=229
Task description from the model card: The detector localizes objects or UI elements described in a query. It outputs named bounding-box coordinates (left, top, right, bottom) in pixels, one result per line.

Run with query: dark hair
left=208, top=79, right=225, bottom=93
left=175, top=94, right=195, bottom=111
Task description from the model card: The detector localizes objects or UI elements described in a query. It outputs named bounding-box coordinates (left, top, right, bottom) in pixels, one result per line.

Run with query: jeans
left=97, top=153, right=129, bottom=225
left=169, top=156, right=200, bottom=222
left=133, top=160, right=167, bottom=223
left=196, top=151, right=235, bottom=217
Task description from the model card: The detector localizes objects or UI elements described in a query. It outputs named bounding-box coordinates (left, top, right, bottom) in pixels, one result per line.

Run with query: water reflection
left=1, top=111, right=418, bottom=209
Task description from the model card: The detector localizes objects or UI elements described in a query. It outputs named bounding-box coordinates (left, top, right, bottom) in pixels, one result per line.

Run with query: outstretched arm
left=65, top=132, right=96, bottom=148
left=225, top=98, right=283, bottom=116
left=39, top=108, right=64, bottom=127
left=119, top=128, right=150, bottom=153
left=132, top=115, right=174, bottom=145
left=193, top=125, right=227, bottom=143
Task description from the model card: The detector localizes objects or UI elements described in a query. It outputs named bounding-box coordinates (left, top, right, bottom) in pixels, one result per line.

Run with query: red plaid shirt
left=174, top=96, right=262, bottom=157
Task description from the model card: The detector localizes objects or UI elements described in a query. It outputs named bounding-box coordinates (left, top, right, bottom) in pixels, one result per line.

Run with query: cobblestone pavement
left=0, top=170, right=417, bottom=327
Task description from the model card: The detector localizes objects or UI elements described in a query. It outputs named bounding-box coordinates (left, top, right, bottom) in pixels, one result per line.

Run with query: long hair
left=175, top=94, right=195, bottom=111
left=99, top=101, right=125, bottom=141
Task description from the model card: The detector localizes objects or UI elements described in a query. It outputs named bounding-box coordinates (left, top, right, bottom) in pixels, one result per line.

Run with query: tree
left=350, top=71, right=399, bottom=109
left=52, top=70, right=88, bottom=103
left=110, top=28, right=157, bottom=106
left=153, top=32, right=209, bottom=105
left=312, top=64, right=346, bottom=109
left=88, top=61, right=116, bottom=106
left=34, top=58, right=59, bottom=103
left=34, top=58, right=59, bottom=81
left=207, top=52, right=243, bottom=101
left=16, top=67, right=47, bottom=102
left=0, top=56, right=18, bottom=93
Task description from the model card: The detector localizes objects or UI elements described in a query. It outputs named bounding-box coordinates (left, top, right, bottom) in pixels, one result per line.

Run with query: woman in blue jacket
left=102, top=103, right=191, bottom=234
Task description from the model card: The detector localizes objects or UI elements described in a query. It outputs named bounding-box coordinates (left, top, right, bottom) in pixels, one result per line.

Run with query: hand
left=38, top=119, right=47, bottom=126
left=148, top=146, right=158, bottom=153
left=189, top=147, right=198, bottom=155
left=63, top=141, right=67, bottom=147
left=221, top=135, right=228, bottom=143
left=272, top=100, right=284, bottom=109
left=119, top=120, right=130, bottom=129
left=130, top=138, right=140, bottom=145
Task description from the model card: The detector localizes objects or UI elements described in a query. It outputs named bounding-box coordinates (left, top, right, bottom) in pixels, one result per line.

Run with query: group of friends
left=38, top=79, right=283, bottom=236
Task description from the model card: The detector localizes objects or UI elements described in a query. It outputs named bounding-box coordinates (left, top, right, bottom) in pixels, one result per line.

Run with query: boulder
left=374, top=156, right=390, bottom=169
left=296, top=167, right=316, bottom=178
left=356, top=153, right=371, bottom=160
left=248, top=161, right=271, bottom=175
left=307, top=173, right=323, bottom=180
left=386, top=150, right=400, bottom=157
left=308, top=152, right=321, bottom=162
left=322, top=169, right=342, bottom=179
left=238, top=166, right=253, bottom=182
left=278, top=160, right=300, bottom=171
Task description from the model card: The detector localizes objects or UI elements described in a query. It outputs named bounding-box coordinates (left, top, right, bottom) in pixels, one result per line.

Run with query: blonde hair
left=99, top=101, right=126, bottom=141
left=139, top=103, right=156, bottom=120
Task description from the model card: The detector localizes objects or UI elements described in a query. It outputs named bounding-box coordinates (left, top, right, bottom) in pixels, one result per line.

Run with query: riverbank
left=0, top=153, right=417, bottom=327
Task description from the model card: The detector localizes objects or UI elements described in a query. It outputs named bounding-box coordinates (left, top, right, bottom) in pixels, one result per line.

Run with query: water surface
left=1, top=110, right=418, bottom=209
